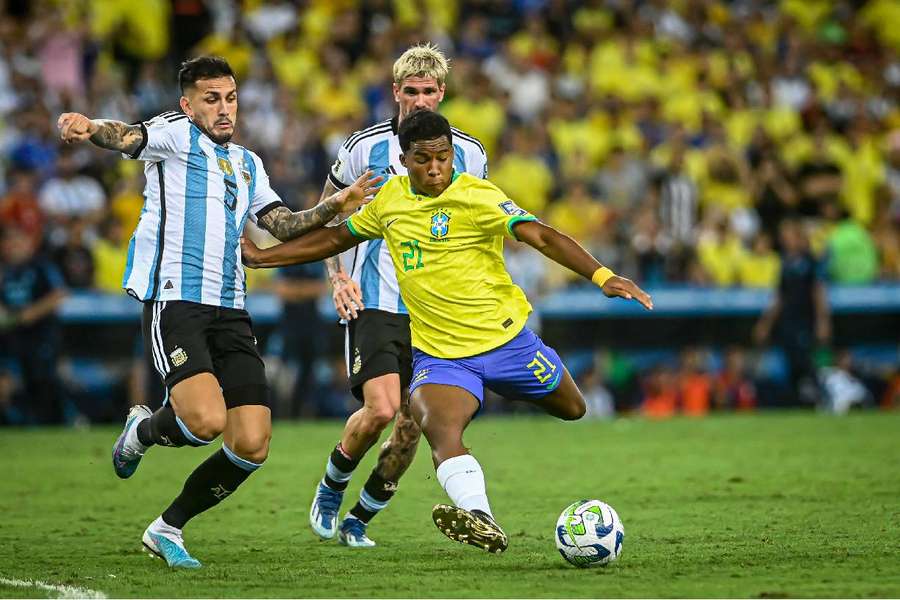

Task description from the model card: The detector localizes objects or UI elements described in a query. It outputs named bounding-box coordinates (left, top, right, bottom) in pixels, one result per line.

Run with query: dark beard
left=201, top=123, right=233, bottom=145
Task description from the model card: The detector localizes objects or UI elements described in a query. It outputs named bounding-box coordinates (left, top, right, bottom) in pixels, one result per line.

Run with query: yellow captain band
left=591, top=267, right=615, bottom=288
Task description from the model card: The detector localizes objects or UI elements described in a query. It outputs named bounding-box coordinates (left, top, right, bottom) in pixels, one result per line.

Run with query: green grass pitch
left=2, top=412, right=899, bottom=598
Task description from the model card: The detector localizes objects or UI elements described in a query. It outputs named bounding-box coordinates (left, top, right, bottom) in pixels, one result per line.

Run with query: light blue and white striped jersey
left=328, top=116, right=488, bottom=315
left=122, top=111, right=284, bottom=309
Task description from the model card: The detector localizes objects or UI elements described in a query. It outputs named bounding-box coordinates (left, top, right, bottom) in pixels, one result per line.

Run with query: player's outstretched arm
left=319, top=178, right=365, bottom=320
left=513, top=220, right=653, bottom=310
left=259, top=171, right=382, bottom=242
left=57, top=113, right=144, bottom=155
left=240, top=224, right=360, bottom=269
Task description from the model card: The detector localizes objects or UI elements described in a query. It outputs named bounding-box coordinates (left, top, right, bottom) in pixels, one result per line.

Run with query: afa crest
left=239, top=158, right=252, bottom=185
left=169, top=346, right=189, bottom=367
left=217, top=157, right=234, bottom=176
left=430, top=209, right=451, bottom=239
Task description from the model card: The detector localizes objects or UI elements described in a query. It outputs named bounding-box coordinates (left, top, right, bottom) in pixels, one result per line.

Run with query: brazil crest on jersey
left=346, top=173, right=537, bottom=359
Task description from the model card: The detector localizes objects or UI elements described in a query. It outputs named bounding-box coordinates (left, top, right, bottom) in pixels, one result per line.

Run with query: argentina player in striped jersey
left=57, top=56, right=380, bottom=568
left=307, top=44, right=488, bottom=548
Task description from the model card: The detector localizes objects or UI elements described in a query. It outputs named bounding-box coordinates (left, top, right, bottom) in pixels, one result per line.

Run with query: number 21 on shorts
left=527, top=350, right=557, bottom=384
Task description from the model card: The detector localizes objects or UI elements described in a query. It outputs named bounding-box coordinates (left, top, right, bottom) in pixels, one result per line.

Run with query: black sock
left=349, top=470, right=397, bottom=523
left=322, top=443, right=360, bottom=492
left=137, top=405, right=208, bottom=448
left=161, top=448, right=258, bottom=529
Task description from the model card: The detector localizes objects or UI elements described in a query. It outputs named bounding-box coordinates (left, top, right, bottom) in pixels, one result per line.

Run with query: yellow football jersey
left=347, top=173, right=536, bottom=359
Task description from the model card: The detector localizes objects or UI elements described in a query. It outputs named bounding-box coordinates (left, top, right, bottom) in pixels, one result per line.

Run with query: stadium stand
left=1, top=0, right=899, bottom=424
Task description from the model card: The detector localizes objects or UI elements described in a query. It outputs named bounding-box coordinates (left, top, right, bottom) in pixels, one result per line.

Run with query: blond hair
left=392, top=43, right=450, bottom=86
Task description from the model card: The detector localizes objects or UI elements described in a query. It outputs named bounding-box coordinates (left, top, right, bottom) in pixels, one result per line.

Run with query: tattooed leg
left=346, top=396, right=421, bottom=526
left=374, top=400, right=422, bottom=481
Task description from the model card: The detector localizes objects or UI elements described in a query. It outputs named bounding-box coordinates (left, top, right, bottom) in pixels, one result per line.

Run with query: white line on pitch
left=0, top=577, right=107, bottom=599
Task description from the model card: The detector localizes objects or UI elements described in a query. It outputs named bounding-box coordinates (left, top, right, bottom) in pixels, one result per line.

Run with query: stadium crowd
left=1, top=0, right=899, bottom=424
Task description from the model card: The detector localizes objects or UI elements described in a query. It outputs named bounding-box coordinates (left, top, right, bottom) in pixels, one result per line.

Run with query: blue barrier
left=536, top=283, right=900, bottom=319
left=57, top=283, right=900, bottom=324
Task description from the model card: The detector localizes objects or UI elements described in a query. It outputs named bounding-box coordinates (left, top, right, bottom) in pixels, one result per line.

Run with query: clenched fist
left=57, top=113, right=98, bottom=144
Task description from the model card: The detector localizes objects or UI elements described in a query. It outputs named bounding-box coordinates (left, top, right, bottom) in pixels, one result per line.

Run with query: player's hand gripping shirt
left=329, top=117, right=488, bottom=316
left=122, top=112, right=285, bottom=308
left=346, top=173, right=537, bottom=359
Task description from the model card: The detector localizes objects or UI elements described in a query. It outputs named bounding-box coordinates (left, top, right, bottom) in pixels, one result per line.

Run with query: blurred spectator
left=754, top=219, right=831, bottom=404
left=654, top=145, right=698, bottom=247
left=753, top=155, right=799, bottom=242
left=490, top=125, right=553, bottom=214
left=38, top=148, right=105, bottom=245
left=92, top=217, right=128, bottom=293
left=629, top=203, right=671, bottom=285
left=442, top=70, right=506, bottom=158
left=714, top=347, right=757, bottom=411
left=827, top=215, right=879, bottom=284
left=52, top=220, right=94, bottom=289
left=483, top=41, right=550, bottom=122
left=273, top=262, right=328, bottom=418
left=577, top=359, right=614, bottom=419
left=505, top=239, right=548, bottom=332
left=641, top=365, right=678, bottom=419
left=697, top=212, right=744, bottom=286
left=679, top=348, right=712, bottom=417
left=595, top=145, right=650, bottom=216
left=311, top=354, right=355, bottom=419
left=882, top=369, right=900, bottom=410
left=885, top=131, right=900, bottom=221
left=738, top=232, right=781, bottom=289
left=0, top=168, right=44, bottom=248
left=546, top=180, right=606, bottom=247
left=818, top=349, right=872, bottom=414
left=701, top=146, right=753, bottom=216
left=107, top=166, right=145, bottom=235
left=0, top=225, right=66, bottom=424
left=794, top=134, right=843, bottom=218
left=872, top=208, right=900, bottom=279
left=8, top=110, right=57, bottom=177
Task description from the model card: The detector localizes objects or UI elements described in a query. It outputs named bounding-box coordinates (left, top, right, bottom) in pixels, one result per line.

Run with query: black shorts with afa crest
left=141, top=300, right=268, bottom=408
left=345, top=308, right=413, bottom=402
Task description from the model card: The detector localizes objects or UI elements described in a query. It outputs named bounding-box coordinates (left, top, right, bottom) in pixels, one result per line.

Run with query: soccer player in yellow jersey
left=241, top=111, right=652, bottom=553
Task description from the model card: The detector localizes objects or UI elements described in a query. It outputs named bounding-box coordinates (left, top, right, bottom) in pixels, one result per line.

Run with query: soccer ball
left=555, top=499, right=624, bottom=567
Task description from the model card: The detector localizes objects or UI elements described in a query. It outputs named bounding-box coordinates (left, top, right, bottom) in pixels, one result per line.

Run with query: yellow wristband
left=591, top=267, right=615, bottom=288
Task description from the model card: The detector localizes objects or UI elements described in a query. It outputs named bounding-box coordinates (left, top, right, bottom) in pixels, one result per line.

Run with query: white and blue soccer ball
left=555, top=499, right=624, bottom=568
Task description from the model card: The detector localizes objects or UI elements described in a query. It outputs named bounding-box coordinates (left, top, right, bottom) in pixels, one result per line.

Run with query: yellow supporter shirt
left=698, top=235, right=745, bottom=286
left=489, top=154, right=554, bottom=215
left=92, top=239, right=128, bottom=293
left=347, top=173, right=536, bottom=358
left=441, top=97, right=506, bottom=158
left=738, top=252, right=781, bottom=288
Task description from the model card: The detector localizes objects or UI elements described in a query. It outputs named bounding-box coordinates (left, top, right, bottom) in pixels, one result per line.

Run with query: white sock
left=436, top=454, right=492, bottom=517
left=150, top=516, right=184, bottom=543
left=125, top=418, right=148, bottom=455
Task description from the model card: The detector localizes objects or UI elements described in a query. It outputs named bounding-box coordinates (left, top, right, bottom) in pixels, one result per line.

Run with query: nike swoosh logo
left=385, top=218, right=399, bottom=229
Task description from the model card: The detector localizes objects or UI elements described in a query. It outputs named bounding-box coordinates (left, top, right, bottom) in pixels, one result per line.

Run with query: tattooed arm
left=258, top=171, right=382, bottom=242
left=319, top=179, right=365, bottom=320
left=57, top=113, right=144, bottom=155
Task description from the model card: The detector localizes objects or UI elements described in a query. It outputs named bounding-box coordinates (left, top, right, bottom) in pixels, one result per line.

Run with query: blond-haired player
left=308, top=44, right=488, bottom=547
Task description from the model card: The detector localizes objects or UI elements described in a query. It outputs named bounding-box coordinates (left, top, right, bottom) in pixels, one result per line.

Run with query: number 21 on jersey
left=401, top=240, right=424, bottom=271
